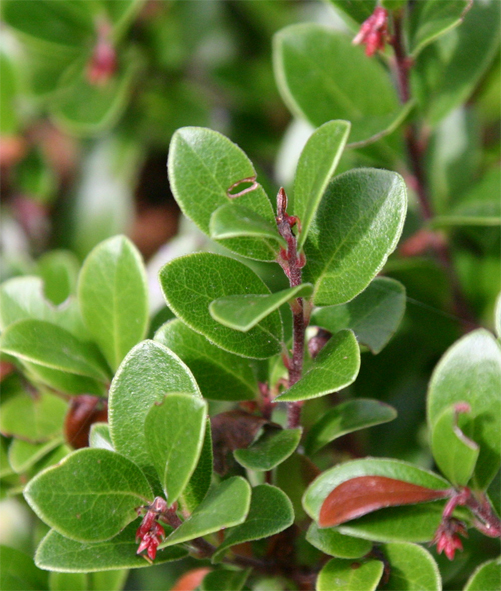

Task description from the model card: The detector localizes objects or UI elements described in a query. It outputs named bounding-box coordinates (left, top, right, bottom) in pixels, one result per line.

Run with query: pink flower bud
left=353, top=7, right=388, bottom=57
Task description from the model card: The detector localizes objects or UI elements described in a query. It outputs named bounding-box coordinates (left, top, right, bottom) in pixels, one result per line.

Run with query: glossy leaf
left=168, top=127, right=277, bottom=261
left=108, top=340, right=200, bottom=484
left=180, top=419, right=213, bottom=513
left=0, top=320, right=109, bottom=381
left=155, top=320, right=256, bottom=401
left=316, top=558, right=383, bottom=591
left=292, top=120, right=351, bottom=251
left=276, top=330, right=360, bottom=402
left=210, top=284, right=313, bottom=332
left=201, top=569, right=250, bottom=591
left=319, top=476, right=450, bottom=528
left=161, top=477, right=251, bottom=548
left=145, top=393, right=207, bottom=505
left=89, top=423, right=114, bottom=451
left=463, top=558, right=501, bottom=591
left=304, top=169, right=407, bottom=306
left=8, top=437, right=64, bottom=474
left=381, top=542, right=441, bottom=590
left=78, top=235, right=148, bottom=372
left=273, top=25, right=405, bottom=144
left=427, top=329, right=501, bottom=490
left=306, top=523, right=372, bottom=559
left=24, top=448, right=152, bottom=542
left=209, top=203, right=284, bottom=246
left=304, top=458, right=451, bottom=542
left=212, top=484, right=294, bottom=563
left=160, top=253, right=282, bottom=359
left=311, top=278, right=406, bottom=354
left=0, top=544, right=49, bottom=591
left=35, top=524, right=187, bottom=572
left=305, top=399, right=397, bottom=456
left=234, top=428, right=302, bottom=471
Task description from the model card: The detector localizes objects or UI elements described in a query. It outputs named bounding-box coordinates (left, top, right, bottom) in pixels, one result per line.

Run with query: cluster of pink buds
left=136, top=497, right=168, bottom=562
left=87, top=20, right=117, bottom=85
left=432, top=518, right=468, bottom=560
left=353, top=6, right=388, bottom=57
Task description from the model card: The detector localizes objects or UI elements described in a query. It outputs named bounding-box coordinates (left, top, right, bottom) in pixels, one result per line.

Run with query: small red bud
left=353, top=7, right=388, bottom=57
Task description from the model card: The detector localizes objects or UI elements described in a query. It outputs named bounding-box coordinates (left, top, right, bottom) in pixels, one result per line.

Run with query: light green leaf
left=155, top=320, right=257, bottom=401
left=325, top=1, right=376, bottom=27
left=78, top=235, right=149, bottom=372
left=293, top=120, right=351, bottom=251
left=180, top=419, right=213, bottom=513
left=49, top=571, right=87, bottom=591
left=212, top=484, right=294, bottom=563
left=168, top=127, right=277, bottom=261
left=427, top=329, right=501, bottom=490
left=381, top=542, right=441, bottom=590
left=0, top=320, right=109, bottom=381
left=0, top=51, right=19, bottom=135
left=234, top=428, right=302, bottom=471
left=108, top=340, right=200, bottom=484
left=210, top=203, right=284, bottom=246
left=24, top=448, right=153, bottom=542
left=306, top=523, right=372, bottom=559
left=201, top=569, right=250, bottom=591
left=311, top=278, right=406, bottom=354
left=273, top=24, right=406, bottom=145
left=90, top=569, right=128, bottom=591
left=305, top=399, right=397, bottom=456
left=159, top=253, right=282, bottom=359
left=276, top=330, right=360, bottom=402
left=303, top=458, right=450, bottom=542
left=145, top=393, right=207, bottom=505
left=35, top=524, right=187, bottom=573
left=495, top=292, right=501, bottom=340
left=210, top=284, right=313, bottom=332
left=304, top=169, right=407, bottom=306
left=38, top=250, right=80, bottom=305
left=161, top=477, right=251, bottom=548
left=408, top=0, right=470, bottom=58
left=21, top=361, right=105, bottom=396
left=8, top=437, right=64, bottom=474
left=89, top=423, right=114, bottom=451
left=316, top=558, right=383, bottom=591
left=464, top=558, right=501, bottom=591
left=0, top=545, right=49, bottom=591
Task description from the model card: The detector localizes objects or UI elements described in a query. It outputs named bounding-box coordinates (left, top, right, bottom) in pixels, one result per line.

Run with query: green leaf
left=234, top=428, right=302, bottom=471
left=38, top=250, right=80, bottom=305
left=8, top=437, right=64, bottom=474
left=0, top=545, right=49, bottom=591
left=0, top=51, right=19, bottom=135
left=90, top=569, right=128, bottom=591
left=89, top=423, right=114, bottom=451
left=380, top=542, right=441, bottom=590
left=155, top=320, right=257, bottom=401
left=168, top=127, right=277, bottom=261
left=201, top=569, right=250, bottom=591
left=210, top=203, right=285, bottom=246
left=303, top=458, right=450, bottom=542
left=108, top=340, right=200, bottom=484
left=303, top=169, right=407, bottom=306
left=180, top=419, right=213, bottom=513
left=431, top=403, right=479, bottom=487
left=49, top=572, right=87, bottom=591
left=20, top=361, right=105, bottom=397
left=495, top=292, right=501, bottom=340
left=408, top=0, right=470, bottom=58
left=292, top=120, right=351, bottom=251
left=0, top=390, right=67, bottom=442
left=276, top=330, right=360, bottom=402
left=159, top=253, right=282, bottom=359
left=305, top=399, right=397, bottom=456
left=212, top=484, right=294, bottom=563
left=273, top=24, right=405, bottom=145
left=78, top=235, right=149, bottom=372
left=326, top=1, right=376, bottom=26
left=24, top=448, right=153, bottom=542
left=145, top=393, right=207, bottom=505
left=210, top=284, right=313, bottom=332
left=311, top=278, right=406, bottom=354
left=427, top=329, right=501, bottom=490
left=35, top=524, right=187, bottom=573
left=276, top=452, right=320, bottom=522
left=306, top=523, right=372, bottom=559
left=316, top=558, right=383, bottom=591
left=161, top=477, right=251, bottom=548
left=0, top=320, right=109, bottom=381
left=463, top=558, right=501, bottom=591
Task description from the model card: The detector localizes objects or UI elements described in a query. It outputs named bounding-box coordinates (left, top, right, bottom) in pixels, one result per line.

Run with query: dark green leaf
left=0, top=545, right=48, bottom=591
left=35, top=524, right=187, bottom=572
left=317, top=558, right=383, bottom=591
left=145, top=393, right=207, bottom=505
left=210, top=204, right=284, bottom=246
left=78, top=235, right=148, bottom=372
left=311, top=278, right=406, bottom=354
left=212, top=484, right=294, bottom=563
left=20, top=361, right=105, bottom=396
left=210, top=284, right=313, bottom=332
left=306, top=523, right=372, bottom=559
left=463, top=558, right=501, bottom=591
left=161, top=477, right=251, bottom=548
left=159, top=253, right=282, bottom=359
left=180, top=419, right=213, bottom=513
left=326, top=1, right=376, bottom=26
left=233, top=428, right=302, bottom=471
left=276, top=453, right=320, bottom=523
left=427, top=329, right=501, bottom=490
left=24, top=448, right=153, bottom=542
left=201, top=569, right=250, bottom=591
left=303, top=169, right=407, bottom=306
left=277, top=330, right=360, bottom=402
left=305, top=399, right=397, bottom=456
left=381, top=542, right=441, bottom=590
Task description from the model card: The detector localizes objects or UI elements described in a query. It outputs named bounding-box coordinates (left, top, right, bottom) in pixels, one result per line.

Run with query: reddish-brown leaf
left=319, top=475, right=451, bottom=528
left=171, top=568, right=212, bottom=591
left=64, top=395, right=108, bottom=449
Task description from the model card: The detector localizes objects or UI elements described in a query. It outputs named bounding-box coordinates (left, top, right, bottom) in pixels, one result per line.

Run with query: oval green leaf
left=316, top=558, right=383, bottom=591
left=306, top=522, right=372, bottom=559
left=210, top=203, right=284, bottom=246
left=464, top=558, right=501, bottom=591
left=381, top=542, right=441, bottom=590
left=234, top=428, right=302, bottom=471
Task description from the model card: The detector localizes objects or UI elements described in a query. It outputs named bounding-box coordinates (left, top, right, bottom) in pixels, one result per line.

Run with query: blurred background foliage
left=0, top=1, right=499, bottom=590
